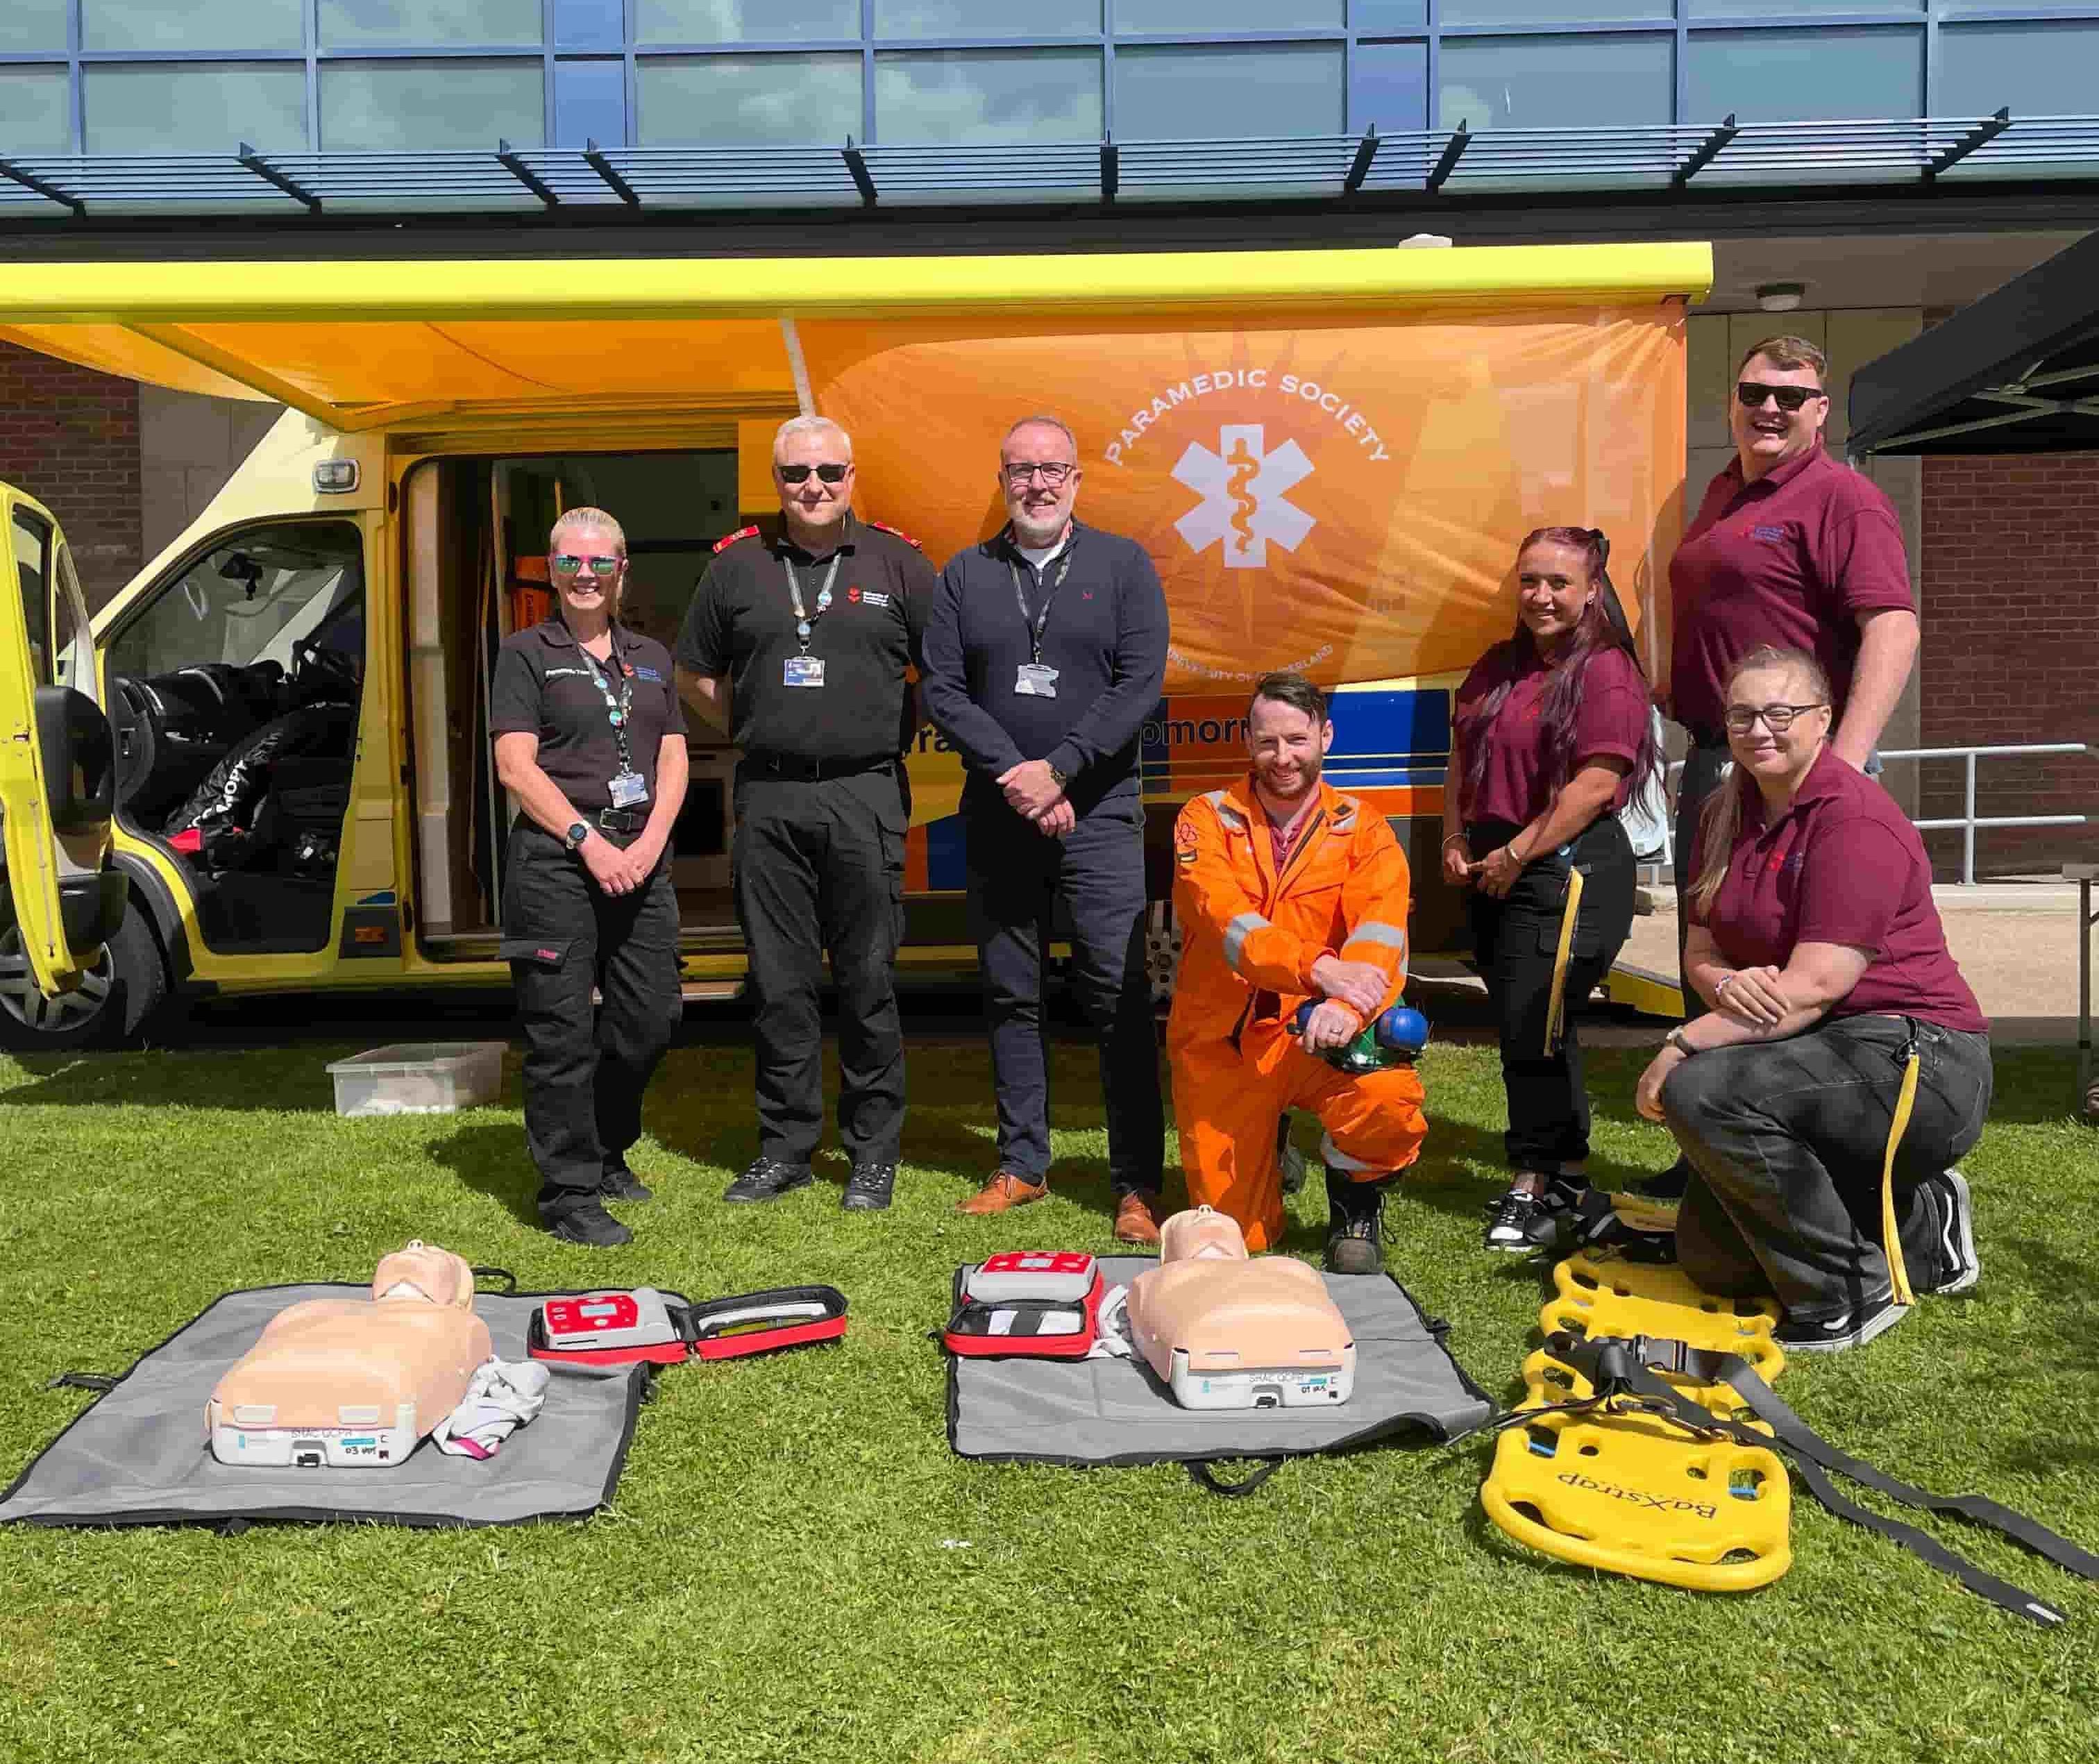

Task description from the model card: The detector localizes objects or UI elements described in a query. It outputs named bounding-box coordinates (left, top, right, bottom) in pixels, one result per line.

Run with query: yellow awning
left=0, top=243, right=1712, bottom=432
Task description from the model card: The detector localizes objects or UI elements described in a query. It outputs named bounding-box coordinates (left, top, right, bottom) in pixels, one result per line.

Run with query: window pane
left=13, top=512, right=51, bottom=688
left=1353, top=40, right=1426, bottom=133
left=1114, top=44, right=1342, bottom=140
left=85, top=0, right=304, bottom=53
left=554, top=0, right=626, bottom=51
left=553, top=58, right=626, bottom=148
left=1446, top=0, right=1667, bottom=19
left=1118, top=1, right=1341, bottom=27
left=0, top=0, right=71, bottom=52
left=1690, top=0, right=1914, bottom=11
left=876, top=1, right=1097, bottom=35
left=636, top=0, right=858, bottom=44
left=1353, top=1, right=1426, bottom=28
left=321, top=61, right=543, bottom=151
left=1939, top=23, right=2098, bottom=117
left=1440, top=35, right=1671, bottom=130
left=1687, top=28, right=1921, bottom=122
left=637, top=55, right=861, bottom=144
left=875, top=50, right=1099, bottom=143
left=85, top=64, right=308, bottom=153
left=0, top=70, right=73, bottom=155
left=319, top=0, right=541, bottom=49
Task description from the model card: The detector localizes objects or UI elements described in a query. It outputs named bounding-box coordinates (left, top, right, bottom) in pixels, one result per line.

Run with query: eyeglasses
left=1722, top=701, right=1828, bottom=734
left=550, top=553, right=622, bottom=579
left=1002, top=461, right=1077, bottom=488
left=777, top=462, right=851, bottom=485
left=1736, top=382, right=1825, bottom=414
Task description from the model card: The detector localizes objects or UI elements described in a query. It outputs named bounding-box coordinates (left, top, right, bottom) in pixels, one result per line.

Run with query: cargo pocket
left=1534, top=873, right=1605, bottom=961
left=499, top=938, right=571, bottom=970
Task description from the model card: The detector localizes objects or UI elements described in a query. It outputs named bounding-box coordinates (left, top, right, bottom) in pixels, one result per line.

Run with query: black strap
left=1186, top=1456, right=1286, bottom=1500
left=47, top=1372, right=119, bottom=1393
left=470, top=1265, right=519, bottom=1294
left=1008, top=544, right=1074, bottom=664
left=1542, top=1333, right=2095, bottom=1624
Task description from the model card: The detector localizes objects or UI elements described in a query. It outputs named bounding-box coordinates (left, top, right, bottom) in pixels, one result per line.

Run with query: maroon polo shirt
left=1690, top=746, right=1986, bottom=1032
left=1455, top=642, right=1648, bottom=825
left=1669, top=442, right=1914, bottom=738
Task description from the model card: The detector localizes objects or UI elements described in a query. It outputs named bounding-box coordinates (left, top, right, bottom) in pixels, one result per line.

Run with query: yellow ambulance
left=0, top=242, right=1706, bottom=1048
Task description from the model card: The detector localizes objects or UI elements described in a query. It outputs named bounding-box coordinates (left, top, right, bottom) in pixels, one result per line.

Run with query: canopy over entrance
left=0, top=244, right=1709, bottom=432
left=1848, top=230, right=2099, bottom=457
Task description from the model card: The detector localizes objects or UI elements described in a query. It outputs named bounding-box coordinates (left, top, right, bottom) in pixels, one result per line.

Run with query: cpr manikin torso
left=207, top=1241, right=492, bottom=1468
left=1124, top=1207, right=1356, bottom=1409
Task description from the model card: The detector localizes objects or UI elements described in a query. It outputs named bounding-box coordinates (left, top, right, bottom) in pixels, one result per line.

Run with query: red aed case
left=529, top=1284, right=848, bottom=1368
left=944, top=1254, right=1106, bottom=1360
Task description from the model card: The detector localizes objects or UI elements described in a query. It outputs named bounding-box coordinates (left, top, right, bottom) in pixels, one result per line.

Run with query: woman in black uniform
left=490, top=507, right=688, bottom=1245
left=1444, top=526, right=1658, bottom=1252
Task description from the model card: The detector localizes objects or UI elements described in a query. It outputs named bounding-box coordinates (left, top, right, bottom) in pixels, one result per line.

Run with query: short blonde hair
left=773, top=414, right=852, bottom=460
left=550, top=505, right=626, bottom=556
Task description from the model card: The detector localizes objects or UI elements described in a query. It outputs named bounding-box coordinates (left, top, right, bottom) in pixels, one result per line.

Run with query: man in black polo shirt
left=920, top=414, right=1170, bottom=1245
left=675, top=414, right=934, bottom=1213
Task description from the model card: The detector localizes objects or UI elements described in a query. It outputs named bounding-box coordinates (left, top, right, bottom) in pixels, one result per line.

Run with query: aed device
left=944, top=1253, right=1106, bottom=1359
left=528, top=1285, right=848, bottom=1369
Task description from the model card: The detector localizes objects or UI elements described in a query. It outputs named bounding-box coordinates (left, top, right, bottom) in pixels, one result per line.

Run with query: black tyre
left=0, top=893, right=170, bottom=1052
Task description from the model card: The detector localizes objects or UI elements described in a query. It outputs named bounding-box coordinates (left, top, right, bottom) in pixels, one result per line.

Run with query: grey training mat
left=947, top=1259, right=1494, bottom=1468
left=0, top=1284, right=648, bottom=1530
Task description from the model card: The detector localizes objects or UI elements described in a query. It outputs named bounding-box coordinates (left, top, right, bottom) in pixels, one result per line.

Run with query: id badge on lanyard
left=784, top=552, right=841, bottom=688
left=1011, top=548, right=1072, bottom=700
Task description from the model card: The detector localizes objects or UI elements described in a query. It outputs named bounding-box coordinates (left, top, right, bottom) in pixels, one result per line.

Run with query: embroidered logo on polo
left=632, top=665, right=664, bottom=682
left=1751, top=524, right=1788, bottom=541
left=544, top=666, right=593, bottom=680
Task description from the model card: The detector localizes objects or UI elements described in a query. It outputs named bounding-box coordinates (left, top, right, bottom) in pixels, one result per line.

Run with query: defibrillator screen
left=578, top=1302, right=618, bottom=1318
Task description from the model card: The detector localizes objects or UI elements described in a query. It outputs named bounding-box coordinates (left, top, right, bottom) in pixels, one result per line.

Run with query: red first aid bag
left=943, top=1254, right=1105, bottom=1359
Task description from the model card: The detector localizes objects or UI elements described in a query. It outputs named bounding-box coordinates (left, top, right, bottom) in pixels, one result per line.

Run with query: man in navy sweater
left=921, top=415, right=1171, bottom=1245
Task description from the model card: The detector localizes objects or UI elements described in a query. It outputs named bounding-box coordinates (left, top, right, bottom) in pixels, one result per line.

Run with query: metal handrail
left=1660, top=741, right=2091, bottom=886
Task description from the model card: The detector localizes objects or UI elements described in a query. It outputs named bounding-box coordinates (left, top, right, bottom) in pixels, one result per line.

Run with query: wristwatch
left=563, top=820, right=591, bottom=852
left=1664, top=1026, right=1697, bottom=1057
left=1047, top=763, right=1069, bottom=790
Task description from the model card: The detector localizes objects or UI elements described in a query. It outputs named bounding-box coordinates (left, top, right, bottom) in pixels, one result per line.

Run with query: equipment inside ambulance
left=1125, top=1208, right=1356, bottom=1410
left=0, top=243, right=1710, bottom=1052
left=207, top=1241, right=489, bottom=1469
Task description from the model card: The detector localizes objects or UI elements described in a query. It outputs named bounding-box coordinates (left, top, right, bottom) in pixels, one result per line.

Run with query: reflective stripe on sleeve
left=1344, top=921, right=1408, bottom=952
left=1222, top=911, right=1270, bottom=972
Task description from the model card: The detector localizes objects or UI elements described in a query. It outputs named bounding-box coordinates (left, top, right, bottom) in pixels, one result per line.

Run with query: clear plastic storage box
left=324, top=1042, right=507, bottom=1117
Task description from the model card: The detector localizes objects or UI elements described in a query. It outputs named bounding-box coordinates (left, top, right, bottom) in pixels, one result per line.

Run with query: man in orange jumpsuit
left=1169, top=672, right=1427, bottom=1272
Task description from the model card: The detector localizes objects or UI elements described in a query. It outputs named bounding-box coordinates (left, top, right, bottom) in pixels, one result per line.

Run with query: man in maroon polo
left=1644, top=335, right=1921, bottom=1195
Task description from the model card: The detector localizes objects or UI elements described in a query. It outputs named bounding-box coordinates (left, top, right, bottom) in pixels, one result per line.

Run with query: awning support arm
left=584, top=140, right=640, bottom=208
left=497, top=140, right=558, bottom=209
left=0, top=156, right=84, bottom=216
left=1344, top=124, right=1380, bottom=195
left=238, top=143, right=321, bottom=214
left=843, top=137, right=876, bottom=206
left=1102, top=137, right=1119, bottom=203
left=1927, top=108, right=2012, bottom=180
left=1673, top=114, right=1737, bottom=187
left=1427, top=122, right=1469, bottom=192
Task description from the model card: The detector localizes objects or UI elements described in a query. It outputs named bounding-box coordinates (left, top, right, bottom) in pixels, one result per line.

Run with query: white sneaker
left=1483, top=1187, right=1544, bottom=1253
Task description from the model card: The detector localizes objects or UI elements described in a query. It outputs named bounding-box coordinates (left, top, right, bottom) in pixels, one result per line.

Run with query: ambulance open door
left=0, top=483, right=124, bottom=1003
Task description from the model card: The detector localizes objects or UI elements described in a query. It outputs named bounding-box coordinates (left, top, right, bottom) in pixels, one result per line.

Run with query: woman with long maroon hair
left=1444, top=526, right=1658, bottom=1250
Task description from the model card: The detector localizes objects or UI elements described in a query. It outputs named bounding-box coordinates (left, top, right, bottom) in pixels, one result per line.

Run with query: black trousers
left=1467, top=815, right=1638, bottom=1175
left=963, top=792, right=1164, bottom=1195
left=734, top=765, right=907, bottom=1166
left=1673, top=739, right=1733, bottom=1023
left=1662, top=1015, right=1992, bottom=1322
left=503, top=821, right=682, bottom=1222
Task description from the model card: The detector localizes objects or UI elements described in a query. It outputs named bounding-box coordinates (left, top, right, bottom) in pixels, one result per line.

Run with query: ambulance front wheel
left=0, top=895, right=169, bottom=1052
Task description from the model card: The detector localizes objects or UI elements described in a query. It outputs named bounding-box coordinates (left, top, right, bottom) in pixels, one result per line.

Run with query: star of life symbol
left=1172, top=424, right=1315, bottom=569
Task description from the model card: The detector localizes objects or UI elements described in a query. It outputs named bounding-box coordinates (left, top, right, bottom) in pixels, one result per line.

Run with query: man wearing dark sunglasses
left=1642, top=333, right=1919, bottom=1199
left=675, top=413, right=936, bottom=1215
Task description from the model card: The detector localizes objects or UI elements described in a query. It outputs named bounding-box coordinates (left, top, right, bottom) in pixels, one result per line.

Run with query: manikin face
left=773, top=426, right=856, bottom=541
left=1723, top=661, right=1831, bottom=787
left=1515, top=539, right=1596, bottom=648
left=1730, top=352, right=1828, bottom=477
left=1000, top=421, right=1081, bottom=548
left=549, top=521, right=625, bottom=622
left=1247, top=696, right=1334, bottom=807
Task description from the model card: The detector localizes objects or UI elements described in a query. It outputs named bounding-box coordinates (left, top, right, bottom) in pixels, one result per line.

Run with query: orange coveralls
left=1167, top=778, right=1427, bottom=1251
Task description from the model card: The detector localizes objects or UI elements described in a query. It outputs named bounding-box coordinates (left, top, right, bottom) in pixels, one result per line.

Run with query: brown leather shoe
left=1113, top=1191, right=1163, bottom=1248
left=956, top=1170, right=1050, bottom=1215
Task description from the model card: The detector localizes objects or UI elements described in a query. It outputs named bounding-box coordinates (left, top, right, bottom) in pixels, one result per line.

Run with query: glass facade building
left=3, top=1, right=2097, bottom=158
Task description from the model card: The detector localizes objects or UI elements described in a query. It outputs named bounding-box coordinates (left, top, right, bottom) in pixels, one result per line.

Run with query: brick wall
left=0, top=339, right=142, bottom=610
left=1919, top=453, right=2099, bottom=877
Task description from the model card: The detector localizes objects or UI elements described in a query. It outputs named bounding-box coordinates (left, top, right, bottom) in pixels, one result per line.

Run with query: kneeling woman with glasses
left=1636, top=644, right=1989, bottom=1353
left=491, top=507, right=689, bottom=1247
left=1445, top=527, right=1658, bottom=1250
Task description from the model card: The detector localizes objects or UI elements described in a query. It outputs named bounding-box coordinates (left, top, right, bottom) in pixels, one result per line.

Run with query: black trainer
left=600, top=1161, right=654, bottom=1204
left=1773, top=1293, right=1907, bottom=1354
left=1914, top=1168, right=1980, bottom=1295
left=546, top=1199, right=633, bottom=1248
left=1324, top=1167, right=1388, bottom=1275
left=841, top=1161, right=897, bottom=1211
left=723, top=1156, right=814, bottom=1204
left=1628, top=1154, right=1692, bottom=1202
left=1483, top=1184, right=1547, bottom=1252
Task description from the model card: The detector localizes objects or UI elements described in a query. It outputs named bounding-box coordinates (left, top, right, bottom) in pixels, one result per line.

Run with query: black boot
left=1324, top=1167, right=1393, bottom=1275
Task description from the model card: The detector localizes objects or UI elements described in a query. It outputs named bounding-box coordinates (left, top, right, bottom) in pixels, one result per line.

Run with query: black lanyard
left=577, top=635, right=635, bottom=773
left=782, top=552, right=842, bottom=657
left=1008, top=542, right=1074, bottom=665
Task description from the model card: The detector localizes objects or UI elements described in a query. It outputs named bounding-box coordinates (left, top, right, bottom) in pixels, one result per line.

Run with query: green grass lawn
left=2, top=1032, right=2096, bottom=1764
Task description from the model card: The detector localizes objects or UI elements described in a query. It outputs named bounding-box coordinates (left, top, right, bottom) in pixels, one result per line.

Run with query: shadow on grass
left=0, top=1045, right=387, bottom=1111
left=428, top=1120, right=540, bottom=1226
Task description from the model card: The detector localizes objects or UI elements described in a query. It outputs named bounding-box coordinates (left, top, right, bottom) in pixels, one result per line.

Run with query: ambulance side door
left=0, top=485, right=123, bottom=997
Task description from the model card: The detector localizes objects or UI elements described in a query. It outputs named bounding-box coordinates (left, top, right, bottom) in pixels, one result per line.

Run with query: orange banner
left=801, top=306, right=1685, bottom=693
